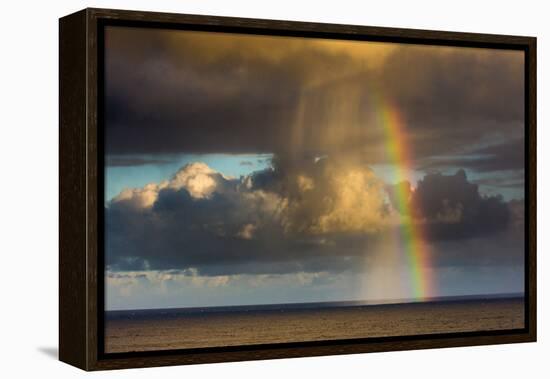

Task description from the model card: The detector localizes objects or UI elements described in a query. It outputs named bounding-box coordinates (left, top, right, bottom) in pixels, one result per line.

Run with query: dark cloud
left=104, top=27, right=524, bottom=167
left=412, top=170, right=510, bottom=240
left=379, top=48, right=524, bottom=153
left=419, top=138, right=525, bottom=173
left=104, top=27, right=335, bottom=155
left=428, top=198, right=524, bottom=268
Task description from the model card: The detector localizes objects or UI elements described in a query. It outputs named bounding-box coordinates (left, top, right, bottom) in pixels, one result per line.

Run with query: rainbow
left=374, top=98, right=433, bottom=300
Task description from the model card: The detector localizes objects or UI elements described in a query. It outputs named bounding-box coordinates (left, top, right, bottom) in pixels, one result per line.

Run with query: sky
left=104, top=26, right=525, bottom=310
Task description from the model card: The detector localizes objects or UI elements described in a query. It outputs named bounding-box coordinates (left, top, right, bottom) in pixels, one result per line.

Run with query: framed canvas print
left=59, top=8, right=536, bottom=371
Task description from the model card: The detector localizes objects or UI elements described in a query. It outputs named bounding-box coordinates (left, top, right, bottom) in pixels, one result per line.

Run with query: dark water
left=105, top=295, right=524, bottom=353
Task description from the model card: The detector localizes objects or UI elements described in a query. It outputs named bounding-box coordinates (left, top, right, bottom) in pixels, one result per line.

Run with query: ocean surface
left=105, top=295, right=524, bottom=353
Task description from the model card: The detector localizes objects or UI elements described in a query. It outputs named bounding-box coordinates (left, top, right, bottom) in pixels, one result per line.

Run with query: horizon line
left=106, top=292, right=525, bottom=313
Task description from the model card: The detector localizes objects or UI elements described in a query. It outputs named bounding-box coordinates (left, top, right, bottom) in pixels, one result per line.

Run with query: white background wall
left=0, top=0, right=546, bottom=377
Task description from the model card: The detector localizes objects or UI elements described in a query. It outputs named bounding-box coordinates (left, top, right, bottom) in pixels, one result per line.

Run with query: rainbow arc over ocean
left=294, top=74, right=434, bottom=301
left=374, top=95, right=433, bottom=300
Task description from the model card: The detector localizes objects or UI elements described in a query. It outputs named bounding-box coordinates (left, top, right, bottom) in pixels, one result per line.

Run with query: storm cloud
left=104, top=27, right=524, bottom=169
left=412, top=169, right=510, bottom=240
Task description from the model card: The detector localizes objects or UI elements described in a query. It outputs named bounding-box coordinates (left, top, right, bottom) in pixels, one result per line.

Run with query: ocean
left=105, top=295, right=524, bottom=353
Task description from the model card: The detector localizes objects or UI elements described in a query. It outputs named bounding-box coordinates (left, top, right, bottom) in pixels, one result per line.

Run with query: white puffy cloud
left=112, top=182, right=167, bottom=209
left=168, top=162, right=227, bottom=199
left=111, top=163, right=230, bottom=211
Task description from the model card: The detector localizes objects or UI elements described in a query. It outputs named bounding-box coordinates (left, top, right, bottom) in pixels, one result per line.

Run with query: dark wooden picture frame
left=59, top=7, right=536, bottom=371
